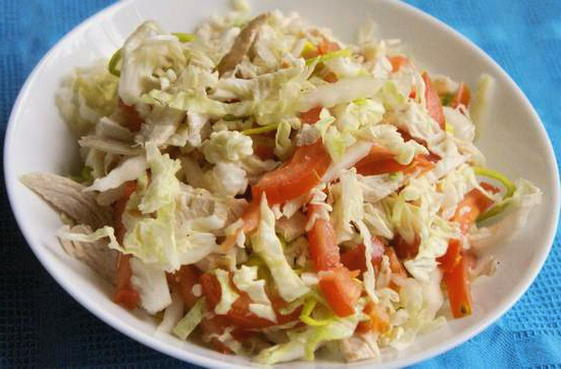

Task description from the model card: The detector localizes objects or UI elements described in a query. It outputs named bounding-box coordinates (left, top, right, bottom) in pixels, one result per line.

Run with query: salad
left=23, top=2, right=542, bottom=364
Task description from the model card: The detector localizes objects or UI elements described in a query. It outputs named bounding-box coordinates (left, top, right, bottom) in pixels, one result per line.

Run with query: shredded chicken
left=276, top=211, right=307, bottom=242
left=216, top=13, right=271, bottom=76
left=58, top=224, right=117, bottom=282
left=21, top=172, right=112, bottom=229
left=78, top=135, right=143, bottom=156
left=339, top=334, right=379, bottom=362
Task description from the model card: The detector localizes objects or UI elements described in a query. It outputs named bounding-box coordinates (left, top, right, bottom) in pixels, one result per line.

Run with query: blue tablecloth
left=1, top=1, right=560, bottom=368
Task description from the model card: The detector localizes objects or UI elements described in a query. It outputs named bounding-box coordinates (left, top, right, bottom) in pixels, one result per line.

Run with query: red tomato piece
left=170, top=265, right=201, bottom=309
left=317, top=40, right=340, bottom=54
left=385, top=246, right=407, bottom=277
left=252, top=136, right=276, bottom=161
left=307, top=218, right=341, bottom=272
left=200, top=272, right=300, bottom=330
left=438, top=184, right=498, bottom=272
left=254, top=144, right=276, bottom=161
left=220, top=199, right=260, bottom=252
left=422, top=72, right=446, bottom=129
left=438, top=239, right=462, bottom=274
left=319, top=267, right=362, bottom=317
left=393, top=234, right=420, bottom=260
left=388, top=55, right=409, bottom=73
left=453, top=187, right=496, bottom=233
left=305, top=208, right=363, bottom=317
left=113, top=181, right=137, bottom=243
left=480, top=181, right=501, bottom=194
left=252, top=141, right=331, bottom=205
left=440, top=183, right=499, bottom=317
left=354, top=146, right=438, bottom=177
left=451, top=83, right=471, bottom=108
left=354, top=146, right=409, bottom=176
left=118, top=99, right=143, bottom=133
left=300, top=106, right=322, bottom=124
left=403, top=154, right=439, bottom=176
left=113, top=181, right=140, bottom=310
left=356, top=301, right=391, bottom=334
left=340, top=240, right=385, bottom=274
left=323, top=72, right=339, bottom=83
left=443, top=254, right=472, bottom=318
left=199, top=315, right=233, bottom=354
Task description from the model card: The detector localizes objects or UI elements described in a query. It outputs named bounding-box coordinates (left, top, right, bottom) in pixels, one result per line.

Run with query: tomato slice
left=440, top=183, right=499, bottom=317
left=305, top=208, right=362, bottom=317
left=113, top=181, right=139, bottom=310
left=113, top=254, right=139, bottom=310
left=300, top=106, right=322, bottom=124
left=354, top=146, right=437, bottom=176
left=118, top=99, right=143, bottom=133
left=388, top=55, right=409, bottom=73
left=307, top=218, right=341, bottom=271
left=438, top=239, right=462, bottom=274
left=317, top=40, right=340, bottom=54
left=252, top=136, right=276, bottom=161
left=200, top=272, right=272, bottom=329
left=169, top=265, right=201, bottom=309
left=443, top=255, right=472, bottom=318
left=340, top=240, right=385, bottom=274
left=199, top=315, right=233, bottom=354
left=453, top=186, right=496, bottom=233
left=323, top=71, right=338, bottom=83
left=302, top=39, right=339, bottom=59
left=254, top=144, right=275, bottom=161
left=302, top=47, right=319, bottom=59
left=113, top=181, right=137, bottom=243
left=319, top=267, right=362, bottom=317
left=199, top=316, right=263, bottom=354
left=356, top=301, right=391, bottom=334
left=451, top=83, right=471, bottom=109
left=422, top=72, right=446, bottom=129
left=200, top=272, right=300, bottom=329
left=252, top=141, right=331, bottom=205
left=354, top=146, right=407, bottom=175
left=438, top=184, right=497, bottom=272
left=393, top=234, right=420, bottom=260
left=220, top=199, right=260, bottom=251
left=385, top=246, right=407, bottom=277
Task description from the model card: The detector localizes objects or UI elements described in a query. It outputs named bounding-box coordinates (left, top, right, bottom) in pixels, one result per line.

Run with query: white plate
left=4, top=0, right=560, bottom=368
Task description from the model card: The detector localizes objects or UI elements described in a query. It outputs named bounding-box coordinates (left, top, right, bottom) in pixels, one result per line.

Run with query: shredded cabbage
left=256, top=311, right=361, bottom=364
left=119, top=21, right=186, bottom=105
left=202, top=130, right=253, bottom=164
left=156, top=292, right=184, bottom=335
left=331, top=169, right=364, bottom=243
left=214, top=269, right=240, bottom=315
left=232, top=265, right=276, bottom=322
left=299, top=298, right=335, bottom=327
left=173, top=298, right=206, bottom=340
left=56, top=64, right=118, bottom=136
left=472, top=178, right=542, bottom=249
left=298, top=76, right=383, bottom=112
left=251, top=196, right=310, bottom=302
left=470, top=74, right=495, bottom=138
left=86, top=156, right=148, bottom=192
left=138, top=143, right=181, bottom=214
left=130, top=257, right=172, bottom=314
left=305, top=49, right=352, bottom=66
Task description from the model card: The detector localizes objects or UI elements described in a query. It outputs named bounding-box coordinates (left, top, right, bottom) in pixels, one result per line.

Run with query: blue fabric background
left=1, top=0, right=560, bottom=368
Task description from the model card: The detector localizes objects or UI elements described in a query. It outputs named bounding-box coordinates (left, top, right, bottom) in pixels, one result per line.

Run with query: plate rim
left=4, top=0, right=560, bottom=368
